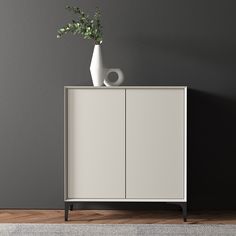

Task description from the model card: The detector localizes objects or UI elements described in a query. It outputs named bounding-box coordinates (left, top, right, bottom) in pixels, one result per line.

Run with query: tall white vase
left=90, top=45, right=105, bottom=86
left=90, top=44, right=124, bottom=87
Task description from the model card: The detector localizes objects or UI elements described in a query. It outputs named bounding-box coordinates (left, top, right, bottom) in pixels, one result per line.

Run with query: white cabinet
left=64, top=87, right=187, bottom=221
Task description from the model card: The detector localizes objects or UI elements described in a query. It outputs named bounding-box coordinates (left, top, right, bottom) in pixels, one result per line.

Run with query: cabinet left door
left=65, top=89, right=125, bottom=199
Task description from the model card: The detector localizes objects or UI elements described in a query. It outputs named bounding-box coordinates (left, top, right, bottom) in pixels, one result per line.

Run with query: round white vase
left=104, top=68, right=124, bottom=87
left=90, top=44, right=124, bottom=87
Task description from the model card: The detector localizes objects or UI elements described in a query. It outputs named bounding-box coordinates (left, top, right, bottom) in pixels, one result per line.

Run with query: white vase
left=90, top=44, right=124, bottom=87
left=90, top=45, right=105, bottom=87
left=104, top=68, right=124, bottom=87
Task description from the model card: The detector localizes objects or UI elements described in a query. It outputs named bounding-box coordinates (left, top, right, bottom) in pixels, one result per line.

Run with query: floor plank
left=0, top=210, right=235, bottom=224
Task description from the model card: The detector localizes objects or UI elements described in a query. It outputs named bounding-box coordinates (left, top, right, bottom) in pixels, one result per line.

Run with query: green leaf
left=57, top=6, right=103, bottom=44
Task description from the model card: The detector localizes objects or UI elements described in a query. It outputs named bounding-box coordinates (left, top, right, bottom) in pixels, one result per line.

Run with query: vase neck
left=91, top=44, right=104, bottom=68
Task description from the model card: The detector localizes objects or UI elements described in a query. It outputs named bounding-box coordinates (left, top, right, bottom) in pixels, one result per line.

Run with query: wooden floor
left=0, top=210, right=236, bottom=224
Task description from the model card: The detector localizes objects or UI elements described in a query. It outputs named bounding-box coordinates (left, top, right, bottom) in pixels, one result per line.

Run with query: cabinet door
left=126, top=89, right=185, bottom=199
left=67, top=89, right=125, bottom=199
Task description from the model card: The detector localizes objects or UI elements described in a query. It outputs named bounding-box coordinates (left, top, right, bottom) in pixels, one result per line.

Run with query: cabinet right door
left=126, top=88, right=186, bottom=199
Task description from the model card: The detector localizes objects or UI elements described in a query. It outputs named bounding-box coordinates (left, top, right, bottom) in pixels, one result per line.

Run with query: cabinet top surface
left=64, top=86, right=187, bottom=89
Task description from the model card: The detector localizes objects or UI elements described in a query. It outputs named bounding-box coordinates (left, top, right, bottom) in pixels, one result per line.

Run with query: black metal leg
left=178, top=202, right=187, bottom=222
left=70, top=203, right=73, bottom=211
left=65, top=202, right=69, bottom=221
left=181, top=202, right=187, bottom=222
left=168, top=202, right=187, bottom=222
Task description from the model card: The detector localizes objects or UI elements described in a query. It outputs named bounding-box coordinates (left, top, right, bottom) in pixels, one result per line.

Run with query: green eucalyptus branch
left=57, top=6, right=103, bottom=45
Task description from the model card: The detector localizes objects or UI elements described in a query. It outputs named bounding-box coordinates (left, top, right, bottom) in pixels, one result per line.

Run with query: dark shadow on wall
left=74, top=89, right=236, bottom=211
left=187, top=89, right=236, bottom=210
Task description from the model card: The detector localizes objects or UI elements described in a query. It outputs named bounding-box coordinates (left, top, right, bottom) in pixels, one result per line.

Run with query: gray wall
left=0, top=0, right=236, bottom=209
